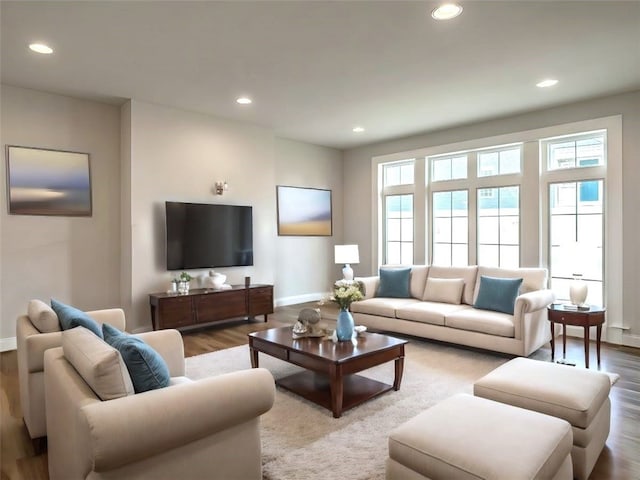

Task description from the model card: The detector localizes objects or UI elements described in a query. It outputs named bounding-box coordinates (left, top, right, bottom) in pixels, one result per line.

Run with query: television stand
left=149, top=284, right=273, bottom=330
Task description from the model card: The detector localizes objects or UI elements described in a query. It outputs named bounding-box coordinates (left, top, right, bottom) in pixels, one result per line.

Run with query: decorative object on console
left=178, top=272, right=192, bottom=294
left=569, top=273, right=588, bottom=306
left=202, top=270, right=226, bottom=289
left=6, top=145, right=92, bottom=216
left=214, top=180, right=228, bottom=195
left=276, top=185, right=332, bottom=236
left=334, top=244, right=360, bottom=281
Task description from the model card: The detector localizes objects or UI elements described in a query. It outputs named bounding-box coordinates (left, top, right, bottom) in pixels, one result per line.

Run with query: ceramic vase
left=336, top=308, right=355, bottom=341
left=569, top=274, right=588, bottom=306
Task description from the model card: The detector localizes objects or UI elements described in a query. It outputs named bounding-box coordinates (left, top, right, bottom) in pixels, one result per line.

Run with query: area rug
left=185, top=340, right=617, bottom=480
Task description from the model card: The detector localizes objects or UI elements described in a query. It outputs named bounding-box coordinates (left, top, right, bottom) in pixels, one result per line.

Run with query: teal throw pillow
left=51, top=298, right=103, bottom=338
left=102, top=323, right=170, bottom=393
left=376, top=268, right=411, bottom=298
left=473, top=276, right=523, bottom=315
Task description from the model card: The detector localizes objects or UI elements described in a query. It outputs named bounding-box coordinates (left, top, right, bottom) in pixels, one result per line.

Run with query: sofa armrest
left=355, top=276, right=379, bottom=300
left=86, top=308, right=126, bottom=331
left=134, top=329, right=185, bottom=377
left=20, top=327, right=63, bottom=373
left=515, top=289, right=556, bottom=315
left=80, top=368, right=275, bottom=471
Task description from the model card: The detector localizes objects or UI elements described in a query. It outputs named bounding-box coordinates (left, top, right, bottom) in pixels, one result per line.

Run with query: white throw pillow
left=27, top=299, right=61, bottom=333
left=62, top=326, right=134, bottom=400
left=422, top=277, right=465, bottom=304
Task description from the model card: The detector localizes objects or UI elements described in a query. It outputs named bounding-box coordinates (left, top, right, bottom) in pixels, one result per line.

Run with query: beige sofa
left=16, top=301, right=126, bottom=442
left=44, top=326, right=276, bottom=480
left=352, top=265, right=555, bottom=356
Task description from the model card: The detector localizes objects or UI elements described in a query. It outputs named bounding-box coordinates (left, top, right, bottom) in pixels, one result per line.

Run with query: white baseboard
left=622, top=332, right=640, bottom=348
left=275, top=293, right=324, bottom=308
left=0, top=336, right=17, bottom=352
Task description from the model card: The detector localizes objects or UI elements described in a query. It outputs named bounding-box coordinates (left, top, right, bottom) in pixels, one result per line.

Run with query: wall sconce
left=215, top=181, right=228, bottom=195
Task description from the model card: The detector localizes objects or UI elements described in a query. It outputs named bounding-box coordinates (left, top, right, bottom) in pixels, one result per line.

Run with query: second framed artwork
left=276, top=185, right=332, bottom=236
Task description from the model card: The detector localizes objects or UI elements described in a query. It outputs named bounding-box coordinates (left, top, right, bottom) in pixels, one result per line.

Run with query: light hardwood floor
left=1, top=304, right=638, bottom=480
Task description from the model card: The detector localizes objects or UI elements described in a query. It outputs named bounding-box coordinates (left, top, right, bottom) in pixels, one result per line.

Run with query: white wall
left=343, top=90, right=640, bottom=346
left=274, top=137, right=344, bottom=305
left=0, top=85, right=121, bottom=345
left=124, top=101, right=343, bottom=332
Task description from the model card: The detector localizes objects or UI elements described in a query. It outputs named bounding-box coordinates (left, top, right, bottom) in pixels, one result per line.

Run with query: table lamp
left=334, top=244, right=359, bottom=281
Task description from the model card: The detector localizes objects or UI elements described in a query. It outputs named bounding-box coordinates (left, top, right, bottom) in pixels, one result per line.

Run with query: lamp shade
left=334, top=245, right=359, bottom=264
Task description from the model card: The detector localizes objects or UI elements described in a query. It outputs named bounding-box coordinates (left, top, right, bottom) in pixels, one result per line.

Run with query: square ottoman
left=386, top=393, right=573, bottom=480
left=474, top=357, right=611, bottom=480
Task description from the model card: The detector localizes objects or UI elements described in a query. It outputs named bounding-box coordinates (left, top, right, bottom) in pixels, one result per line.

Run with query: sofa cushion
left=426, top=265, right=478, bottom=305
left=62, top=326, right=134, bottom=400
left=474, top=275, right=523, bottom=315
left=51, top=298, right=103, bottom=338
left=395, top=302, right=471, bottom=326
left=28, top=299, right=61, bottom=333
left=422, top=277, right=464, bottom=304
left=445, top=308, right=515, bottom=337
left=376, top=268, right=411, bottom=298
left=350, top=298, right=421, bottom=318
left=103, top=323, right=170, bottom=393
left=473, top=266, right=547, bottom=301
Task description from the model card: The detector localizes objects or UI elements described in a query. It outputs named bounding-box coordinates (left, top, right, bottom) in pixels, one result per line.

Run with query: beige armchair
left=44, top=326, right=275, bottom=480
left=16, top=300, right=126, bottom=444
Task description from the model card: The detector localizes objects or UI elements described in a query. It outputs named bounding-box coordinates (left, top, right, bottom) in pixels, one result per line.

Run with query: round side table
left=547, top=304, right=606, bottom=369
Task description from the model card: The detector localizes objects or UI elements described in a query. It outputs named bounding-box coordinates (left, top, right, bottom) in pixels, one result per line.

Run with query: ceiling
left=1, top=1, right=639, bottom=149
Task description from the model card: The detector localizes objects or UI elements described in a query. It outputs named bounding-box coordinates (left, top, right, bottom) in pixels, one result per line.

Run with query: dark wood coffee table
left=248, top=326, right=408, bottom=418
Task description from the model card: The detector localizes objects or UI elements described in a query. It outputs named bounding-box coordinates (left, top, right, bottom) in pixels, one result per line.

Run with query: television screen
left=165, top=201, right=253, bottom=270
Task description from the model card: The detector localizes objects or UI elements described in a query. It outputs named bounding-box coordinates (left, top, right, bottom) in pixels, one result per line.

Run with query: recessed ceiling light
left=431, top=3, right=463, bottom=20
left=236, top=97, right=252, bottom=105
left=29, top=43, right=53, bottom=54
left=353, top=126, right=365, bottom=133
left=536, top=79, right=559, bottom=88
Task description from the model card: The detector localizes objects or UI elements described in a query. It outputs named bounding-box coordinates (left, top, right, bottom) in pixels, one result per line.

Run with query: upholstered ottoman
left=386, top=393, right=573, bottom=480
left=474, top=357, right=611, bottom=480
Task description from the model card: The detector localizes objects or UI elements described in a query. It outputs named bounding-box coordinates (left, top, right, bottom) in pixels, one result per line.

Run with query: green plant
left=179, top=272, right=193, bottom=282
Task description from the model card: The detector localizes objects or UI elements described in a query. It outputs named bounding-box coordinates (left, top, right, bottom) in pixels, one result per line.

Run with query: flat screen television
left=165, top=201, right=253, bottom=270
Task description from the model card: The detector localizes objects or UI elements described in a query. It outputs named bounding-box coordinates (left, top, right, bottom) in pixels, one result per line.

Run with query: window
left=432, top=190, right=468, bottom=266
left=549, top=180, right=604, bottom=305
left=384, top=161, right=414, bottom=186
left=384, top=194, right=414, bottom=265
left=477, top=146, right=521, bottom=177
left=431, top=154, right=467, bottom=182
left=546, top=131, right=605, bottom=170
left=381, top=160, right=415, bottom=265
left=477, top=186, right=520, bottom=268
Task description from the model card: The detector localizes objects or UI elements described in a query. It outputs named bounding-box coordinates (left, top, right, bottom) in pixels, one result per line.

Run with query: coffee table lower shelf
left=277, top=371, right=393, bottom=417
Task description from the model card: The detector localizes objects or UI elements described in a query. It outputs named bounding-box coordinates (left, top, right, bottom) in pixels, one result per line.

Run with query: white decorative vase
left=569, top=274, right=588, bottom=306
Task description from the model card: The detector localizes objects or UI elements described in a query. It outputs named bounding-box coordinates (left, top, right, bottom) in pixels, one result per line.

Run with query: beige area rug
left=186, top=340, right=529, bottom=479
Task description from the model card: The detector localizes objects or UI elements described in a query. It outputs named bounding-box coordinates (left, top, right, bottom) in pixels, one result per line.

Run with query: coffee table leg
left=597, top=325, right=602, bottom=368
left=550, top=322, right=555, bottom=361
left=584, top=326, right=590, bottom=369
left=330, top=364, right=344, bottom=418
left=250, top=347, right=259, bottom=368
left=394, top=349, right=405, bottom=391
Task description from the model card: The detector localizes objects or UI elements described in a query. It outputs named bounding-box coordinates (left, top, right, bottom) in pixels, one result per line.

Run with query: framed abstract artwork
left=6, top=145, right=92, bottom=216
left=276, top=185, right=332, bottom=236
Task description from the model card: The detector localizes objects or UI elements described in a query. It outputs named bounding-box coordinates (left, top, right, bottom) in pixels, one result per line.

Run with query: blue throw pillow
left=102, top=323, right=170, bottom=393
left=376, top=268, right=411, bottom=298
left=473, top=276, right=523, bottom=315
left=51, top=298, right=103, bottom=338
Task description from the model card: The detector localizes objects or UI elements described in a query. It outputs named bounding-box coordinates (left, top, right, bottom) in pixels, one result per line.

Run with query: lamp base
left=342, top=264, right=354, bottom=281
